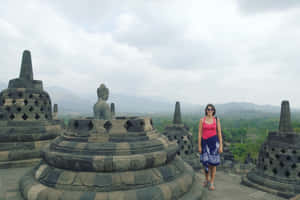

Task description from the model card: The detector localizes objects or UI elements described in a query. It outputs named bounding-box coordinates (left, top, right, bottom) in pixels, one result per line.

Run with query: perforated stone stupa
left=0, top=50, right=61, bottom=168
left=20, top=88, right=206, bottom=200
left=242, top=101, right=300, bottom=198
left=162, top=102, right=201, bottom=170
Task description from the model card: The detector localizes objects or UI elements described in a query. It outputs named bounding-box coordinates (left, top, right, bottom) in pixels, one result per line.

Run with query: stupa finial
left=173, top=101, right=182, bottom=124
left=111, top=103, right=115, bottom=117
left=19, top=50, right=33, bottom=80
left=279, top=100, right=293, bottom=132
left=53, top=104, right=58, bottom=113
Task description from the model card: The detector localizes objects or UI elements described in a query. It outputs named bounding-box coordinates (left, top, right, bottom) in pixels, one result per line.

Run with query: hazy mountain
left=0, top=83, right=288, bottom=117
left=109, top=93, right=173, bottom=114
left=45, top=86, right=283, bottom=116
left=178, top=102, right=281, bottom=117
left=215, top=102, right=280, bottom=114
left=46, top=86, right=174, bottom=115
left=0, top=81, right=6, bottom=91
left=45, top=86, right=94, bottom=115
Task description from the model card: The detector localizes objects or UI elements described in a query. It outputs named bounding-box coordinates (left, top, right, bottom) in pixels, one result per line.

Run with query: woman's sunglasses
left=207, top=108, right=214, bottom=111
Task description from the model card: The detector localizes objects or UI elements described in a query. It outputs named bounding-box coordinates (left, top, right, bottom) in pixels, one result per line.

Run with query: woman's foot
left=209, top=182, right=215, bottom=191
left=202, top=180, right=210, bottom=187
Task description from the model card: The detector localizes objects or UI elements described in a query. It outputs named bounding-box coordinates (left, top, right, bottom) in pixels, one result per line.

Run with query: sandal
left=202, top=180, right=210, bottom=187
left=209, top=183, right=215, bottom=191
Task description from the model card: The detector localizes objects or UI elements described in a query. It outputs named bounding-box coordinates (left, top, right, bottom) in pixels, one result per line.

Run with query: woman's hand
left=198, top=147, right=202, bottom=154
left=219, top=144, right=223, bottom=154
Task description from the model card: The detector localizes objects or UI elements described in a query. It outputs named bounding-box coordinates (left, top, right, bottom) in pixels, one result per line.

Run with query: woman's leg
left=202, top=165, right=210, bottom=186
left=205, top=168, right=210, bottom=181
left=209, top=166, right=216, bottom=189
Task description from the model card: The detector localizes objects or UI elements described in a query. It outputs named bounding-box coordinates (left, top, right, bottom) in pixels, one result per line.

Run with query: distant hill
left=178, top=102, right=280, bottom=115
left=215, top=102, right=280, bottom=114
left=109, top=93, right=173, bottom=114
left=45, top=86, right=94, bottom=115
left=0, top=83, right=291, bottom=117
left=0, top=81, right=6, bottom=91
left=45, top=86, right=283, bottom=116
left=46, top=86, right=174, bottom=115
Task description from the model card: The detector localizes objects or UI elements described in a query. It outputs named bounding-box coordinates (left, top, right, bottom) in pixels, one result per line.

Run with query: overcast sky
left=1, top=0, right=300, bottom=107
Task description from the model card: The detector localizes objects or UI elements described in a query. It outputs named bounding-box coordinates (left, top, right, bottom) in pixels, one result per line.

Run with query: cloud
left=0, top=0, right=152, bottom=95
left=0, top=0, right=300, bottom=108
left=237, top=0, right=300, bottom=14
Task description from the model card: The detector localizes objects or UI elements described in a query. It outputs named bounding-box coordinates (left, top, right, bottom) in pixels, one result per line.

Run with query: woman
left=198, top=104, right=223, bottom=191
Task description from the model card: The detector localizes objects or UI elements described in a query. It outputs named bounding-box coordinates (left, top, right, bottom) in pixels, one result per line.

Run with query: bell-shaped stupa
left=20, top=87, right=206, bottom=200
left=0, top=50, right=61, bottom=168
left=242, top=101, right=300, bottom=198
left=162, top=102, right=201, bottom=170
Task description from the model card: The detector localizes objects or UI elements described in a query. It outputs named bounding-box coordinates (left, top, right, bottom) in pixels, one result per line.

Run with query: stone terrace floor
left=0, top=167, right=290, bottom=200
left=196, top=171, right=286, bottom=200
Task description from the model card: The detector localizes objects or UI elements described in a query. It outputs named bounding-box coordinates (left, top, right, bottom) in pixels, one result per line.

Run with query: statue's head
left=97, top=84, right=109, bottom=101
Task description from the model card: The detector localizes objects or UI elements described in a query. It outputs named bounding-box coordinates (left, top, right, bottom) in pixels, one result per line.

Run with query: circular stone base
left=0, top=140, right=53, bottom=169
left=179, top=175, right=207, bottom=200
left=185, top=158, right=202, bottom=171
left=0, top=158, right=41, bottom=169
left=241, top=171, right=296, bottom=199
left=19, top=166, right=207, bottom=200
left=0, top=123, right=60, bottom=169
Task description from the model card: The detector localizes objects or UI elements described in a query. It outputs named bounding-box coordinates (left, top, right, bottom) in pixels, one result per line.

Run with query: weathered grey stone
left=242, top=100, right=300, bottom=198
left=0, top=50, right=61, bottom=168
left=20, top=87, right=206, bottom=200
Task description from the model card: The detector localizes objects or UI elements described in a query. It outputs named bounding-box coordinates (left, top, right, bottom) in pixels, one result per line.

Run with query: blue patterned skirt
left=200, top=135, right=220, bottom=173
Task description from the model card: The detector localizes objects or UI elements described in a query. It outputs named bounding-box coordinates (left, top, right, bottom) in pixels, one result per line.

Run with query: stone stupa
left=0, top=50, right=61, bottom=168
left=242, top=101, right=300, bottom=198
left=20, top=86, right=206, bottom=200
left=162, top=102, right=201, bottom=170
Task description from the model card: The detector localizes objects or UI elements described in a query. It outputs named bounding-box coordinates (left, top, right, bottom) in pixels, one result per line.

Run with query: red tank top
left=201, top=117, right=217, bottom=139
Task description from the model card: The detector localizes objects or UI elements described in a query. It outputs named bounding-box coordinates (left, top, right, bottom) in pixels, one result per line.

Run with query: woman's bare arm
left=217, top=118, right=223, bottom=153
left=198, top=118, right=203, bottom=152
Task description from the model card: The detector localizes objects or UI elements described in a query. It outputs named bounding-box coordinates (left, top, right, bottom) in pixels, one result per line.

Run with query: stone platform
left=0, top=167, right=30, bottom=200
left=0, top=167, right=289, bottom=200
left=199, top=171, right=286, bottom=200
